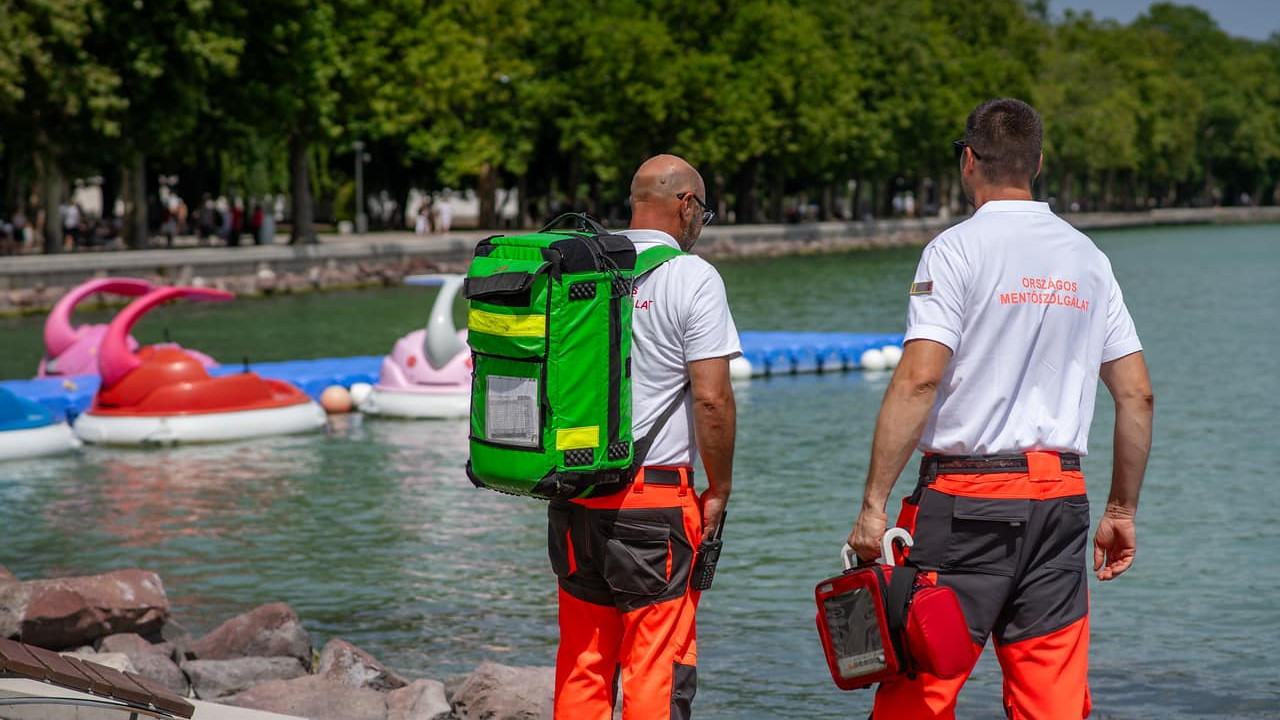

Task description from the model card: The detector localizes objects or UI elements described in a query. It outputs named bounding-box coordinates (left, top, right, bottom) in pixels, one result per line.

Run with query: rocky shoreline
left=0, top=565, right=553, bottom=719
left=4, top=205, right=1276, bottom=317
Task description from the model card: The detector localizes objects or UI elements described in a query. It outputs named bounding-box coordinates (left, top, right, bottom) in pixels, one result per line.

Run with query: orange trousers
left=874, top=452, right=1093, bottom=719
left=549, top=467, right=704, bottom=720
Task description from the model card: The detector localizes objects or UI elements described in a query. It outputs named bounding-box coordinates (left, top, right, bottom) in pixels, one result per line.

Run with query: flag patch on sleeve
left=909, top=281, right=933, bottom=296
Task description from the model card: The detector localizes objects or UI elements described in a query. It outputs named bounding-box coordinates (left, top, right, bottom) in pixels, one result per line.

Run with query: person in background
left=848, top=98, right=1154, bottom=720
left=434, top=193, right=451, bottom=233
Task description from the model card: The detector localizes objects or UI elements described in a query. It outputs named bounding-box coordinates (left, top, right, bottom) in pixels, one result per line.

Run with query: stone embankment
left=0, top=565, right=552, bottom=720
left=1, top=205, right=1277, bottom=316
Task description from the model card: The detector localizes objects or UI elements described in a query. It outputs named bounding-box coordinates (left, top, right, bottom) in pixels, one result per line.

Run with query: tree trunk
left=1061, top=170, right=1076, bottom=213
left=566, top=156, right=580, bottom=213
left=34, top=148, right=65, bottom=254
left=289, top=133, right=316, bottom=244
left=122, top=153, right=148, bottom=249
left=517, top=172, right=532, bottom=228
left=768, top=165, right=785, bottom=223
left=936, top=175, right=951, bottom=220
left=478, top=162, right=498, bottom=229
left=734, top=160, right=759, bottom=225
left=1, top=154, right=21, bottom=214
left=100, top=164, right=122, bottom=222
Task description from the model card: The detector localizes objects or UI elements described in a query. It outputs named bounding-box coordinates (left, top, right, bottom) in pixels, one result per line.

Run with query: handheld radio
left=690, top=510, right=726, bottom=591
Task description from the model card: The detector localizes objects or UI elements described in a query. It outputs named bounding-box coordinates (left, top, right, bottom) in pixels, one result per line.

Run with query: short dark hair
left=964, top=98, right=1042, bottom=188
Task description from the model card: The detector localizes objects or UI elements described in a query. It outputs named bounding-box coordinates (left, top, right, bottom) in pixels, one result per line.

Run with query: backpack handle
left=539, top=212, right=608, bottom=235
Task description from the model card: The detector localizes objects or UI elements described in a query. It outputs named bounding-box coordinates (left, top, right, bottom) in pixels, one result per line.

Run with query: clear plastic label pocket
left=485, top=375, right=540, bottom=447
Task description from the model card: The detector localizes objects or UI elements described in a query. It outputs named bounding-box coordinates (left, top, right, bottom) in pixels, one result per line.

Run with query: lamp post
left=353, top=140, right=368, bottom=234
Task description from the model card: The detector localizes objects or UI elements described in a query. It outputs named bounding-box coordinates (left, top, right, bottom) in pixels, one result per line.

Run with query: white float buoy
left=881, top=345, right=903, bottom=368
left=348, top=382, right=374, bottom=408
left=859, top=348, right=887, bottom=371
left=729, top=356, right=753, bottom=380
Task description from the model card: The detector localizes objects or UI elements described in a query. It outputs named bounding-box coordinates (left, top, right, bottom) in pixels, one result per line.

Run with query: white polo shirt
left=905, top=201, right=1142, bottom=456
left=620, top=229, right=742, bottom=468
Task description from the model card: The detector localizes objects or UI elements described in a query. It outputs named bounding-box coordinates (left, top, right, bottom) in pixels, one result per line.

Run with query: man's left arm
left=689, top=356, right=735, bottom=535
left=848, top=339, right=951, bottom=561
left=1094, top=350, right=1153, bottom=581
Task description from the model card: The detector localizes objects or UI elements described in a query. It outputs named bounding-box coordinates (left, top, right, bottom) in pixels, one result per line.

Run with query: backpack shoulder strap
left=630, top=383, right=689, bottom=472
left=635, top=245, right=684, bottom=277
left=628, top=244, right=687, bottom=472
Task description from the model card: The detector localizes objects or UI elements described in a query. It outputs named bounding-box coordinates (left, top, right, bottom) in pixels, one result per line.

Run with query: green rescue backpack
left=463, top=214, right=683, bottom=500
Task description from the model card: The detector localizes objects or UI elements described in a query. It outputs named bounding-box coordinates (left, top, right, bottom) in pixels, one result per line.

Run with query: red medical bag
left=815, top=530, right=971, bottom=690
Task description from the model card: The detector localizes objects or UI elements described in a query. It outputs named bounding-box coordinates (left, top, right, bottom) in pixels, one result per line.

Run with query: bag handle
left=539, top=212, right=608, bottom=235
left=841, top=527, right=914, bottom=570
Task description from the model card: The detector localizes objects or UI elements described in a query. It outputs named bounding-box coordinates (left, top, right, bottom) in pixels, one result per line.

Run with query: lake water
left=2, top=223, right=1278, bottom=719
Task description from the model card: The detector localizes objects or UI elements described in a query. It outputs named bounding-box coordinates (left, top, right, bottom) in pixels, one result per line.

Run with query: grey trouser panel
left=903, top=488, right=1090, bottom=646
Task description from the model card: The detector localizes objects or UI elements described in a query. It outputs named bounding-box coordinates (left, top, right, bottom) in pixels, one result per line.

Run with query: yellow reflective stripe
left=556, top=426, right=599, bottom=451
left=468, top=309, right=546, bottom=337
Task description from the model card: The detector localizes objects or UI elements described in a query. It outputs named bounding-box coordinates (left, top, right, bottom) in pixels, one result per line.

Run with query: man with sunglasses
left=549, top=154, right=738, bottom=719
left=848, top=98, right=1153, bottom=719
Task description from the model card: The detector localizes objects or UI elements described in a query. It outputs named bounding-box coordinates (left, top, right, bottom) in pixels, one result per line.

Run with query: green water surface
left=1, top=224, right=1278, bottom=719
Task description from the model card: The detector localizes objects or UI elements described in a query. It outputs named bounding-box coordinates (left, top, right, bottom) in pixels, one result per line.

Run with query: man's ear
left=1034, top=153, right=1043, bottom=181
left=679, top=194, right=694, bottom=223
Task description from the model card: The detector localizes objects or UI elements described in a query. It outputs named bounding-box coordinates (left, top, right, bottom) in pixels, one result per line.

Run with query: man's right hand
left=700, top=485, right=729, bottom=539
left=848, top=507, right=888, bottom=563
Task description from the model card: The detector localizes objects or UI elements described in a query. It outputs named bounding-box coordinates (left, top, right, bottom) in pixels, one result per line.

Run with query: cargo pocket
left=943, top=497, right=1030, bottom=576
left=602, top=518, right=672, bottom=597
left=1044, top=499, right=1090, bottom=571
left=547, top=503, right=576, bottom=579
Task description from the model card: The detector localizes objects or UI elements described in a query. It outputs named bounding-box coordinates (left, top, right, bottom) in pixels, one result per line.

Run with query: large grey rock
left=188, top=602, right=312, bottom=669
left=183, top=656, right=307, bottom=699
left=158, top=617, right=193, bottom=660
left=131, top=651, right=190, bottom=696
left=222, top=675, right=388, bottom=720
left=20, top=569, right=169, bottom=649
left=451, top=662, right=554, bottom=720
left=99, top=631, right=171, bottom=658
left=99, top=633, right=186, bottom=695
left=317, top=638, right=409, bottom=691
left=388, top=679, right=452, bottom=720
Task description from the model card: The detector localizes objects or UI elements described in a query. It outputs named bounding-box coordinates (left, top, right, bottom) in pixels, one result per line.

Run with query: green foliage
left=2, top=0, right=1279, bottom=233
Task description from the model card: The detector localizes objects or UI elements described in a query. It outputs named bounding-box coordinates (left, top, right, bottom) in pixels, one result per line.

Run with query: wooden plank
left=22, top=646, right=98, bottom=694
left=72, top=658, right=155, bottom=707
left=126, top=671, right=196, bottom=718
left=0, top=638, right=192, bottom=718
left=0, top=638, right=49, bottom=680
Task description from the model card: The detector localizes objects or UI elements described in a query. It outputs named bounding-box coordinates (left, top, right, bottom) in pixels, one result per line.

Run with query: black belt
left=920, top=453, right=1080, bottom=479
left=638, top=467, right=694, bottom=486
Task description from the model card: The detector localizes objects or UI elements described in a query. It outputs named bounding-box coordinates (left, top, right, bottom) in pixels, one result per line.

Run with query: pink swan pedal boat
left=72, top=286, right=326, bottom=446
left=357, top=274, right=471, bottom=419
left=38, top=277, right=216, bottom=377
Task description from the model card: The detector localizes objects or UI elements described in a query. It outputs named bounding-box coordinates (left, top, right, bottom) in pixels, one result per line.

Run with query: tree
left=85, top=0, right=242, bottom=248
left=222, top=0, right=343, bottom=244
left=1, top=0, right=124, bottom=252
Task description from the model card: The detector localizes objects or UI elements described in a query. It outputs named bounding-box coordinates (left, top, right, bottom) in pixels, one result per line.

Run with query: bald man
left=547, top=154, right=739, bottom=719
